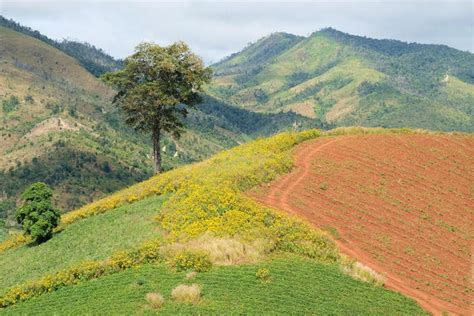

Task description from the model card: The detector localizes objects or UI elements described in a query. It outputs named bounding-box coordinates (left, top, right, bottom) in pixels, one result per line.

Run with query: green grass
left=0, top=194, right=167, bottom=291
left=0, top=256, right=426, bottom=315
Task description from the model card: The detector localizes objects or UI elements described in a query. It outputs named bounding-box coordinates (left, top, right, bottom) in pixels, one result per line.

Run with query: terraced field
left=0, top=257, right=425, bottom=315
left=251, top=134, right=474, bottom=315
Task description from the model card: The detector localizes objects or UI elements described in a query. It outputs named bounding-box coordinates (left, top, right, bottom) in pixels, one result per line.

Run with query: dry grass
left=162, top=235, right=272, bottom=266
left=145, top=292, right=165, bottom=309
left=171, top=284, right=201, bottom=304
left=341, top=256, right=385, bottom=287
left=186, top=272, right=197, bottom=280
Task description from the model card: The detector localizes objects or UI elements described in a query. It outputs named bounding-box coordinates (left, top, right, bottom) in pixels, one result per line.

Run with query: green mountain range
left=208, top=28, right=474, bottom=131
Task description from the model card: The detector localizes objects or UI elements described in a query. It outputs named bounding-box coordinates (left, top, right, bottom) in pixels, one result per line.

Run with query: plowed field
left=251, top=134, right=474, bottom=315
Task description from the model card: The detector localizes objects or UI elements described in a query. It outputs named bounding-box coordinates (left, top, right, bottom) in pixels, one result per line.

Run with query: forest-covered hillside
left=209, top=28, right=474, bottom=132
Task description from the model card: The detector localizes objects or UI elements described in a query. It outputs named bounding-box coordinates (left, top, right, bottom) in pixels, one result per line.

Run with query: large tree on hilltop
left=101, top=42, right=212, bottom=173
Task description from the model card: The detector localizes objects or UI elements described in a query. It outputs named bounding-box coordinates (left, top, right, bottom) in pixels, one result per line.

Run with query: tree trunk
left=152, top=125, right=162, bottom=174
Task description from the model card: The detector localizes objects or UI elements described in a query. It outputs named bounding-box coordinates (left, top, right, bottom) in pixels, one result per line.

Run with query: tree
left=101, top=42, right=212, bottom=173
left=15, top=182, right=60, bottom=243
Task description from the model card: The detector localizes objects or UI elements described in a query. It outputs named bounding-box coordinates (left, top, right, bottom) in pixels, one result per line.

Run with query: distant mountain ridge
left=208, top=28, right=474, bottom=132
left=0, top=15, right=123, bottom=76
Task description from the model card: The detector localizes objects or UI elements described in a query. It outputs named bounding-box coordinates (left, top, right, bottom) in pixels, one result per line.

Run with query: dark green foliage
left=1, top=96, right=19, bottom=113
left=0, top=200, right=15, bottom=219
left=15, top=182, right=60, bottom=243
left=0, top=15, right=122, bottom=76
left=196, top=95, right=331, bottom=136
left=287, top=78, right=352, bottom=106
left=285, top=59, right=341, bottom=88
left=0, top=146, right=151, bottom=212
left=24, top=95, right=34, bottom=103
left=319, top=27, right=474, bottom=88
left=56, top=41, right=122, bottom=76
left=102, top=42, right=212, bottom=173
left=357, top=81, right=393, bottom=96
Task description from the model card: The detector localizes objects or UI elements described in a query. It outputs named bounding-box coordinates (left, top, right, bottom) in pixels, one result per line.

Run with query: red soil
left=251, top=134, right=474, bottom=315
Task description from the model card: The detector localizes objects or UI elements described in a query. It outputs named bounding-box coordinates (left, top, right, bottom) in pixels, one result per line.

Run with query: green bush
left=2, top=96, right=19, bottom=113
left=15, top=182, right=60, bottom=243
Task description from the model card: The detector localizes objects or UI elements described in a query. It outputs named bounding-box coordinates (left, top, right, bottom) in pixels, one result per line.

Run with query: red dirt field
left=251, top=134, right=474, bottom=315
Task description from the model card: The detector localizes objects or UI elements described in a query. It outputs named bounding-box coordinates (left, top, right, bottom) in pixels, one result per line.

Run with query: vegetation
left=0, top=128, right=438, bottom=312
left=102, top=42, right=212, bottom=173
left=15, top=183, right=60, bottom=243
left=0, top=15, right=122, bottom=76
left=0, top=195, right=167, bottom=291
left=0, top=25, right=324, bottom=231
left=0, top=257, right=426, bottom=315
left=209, top=28, right=474, bottom=132
left=1, top=96, right=19, bottom=113
left=0, top=129, right=341, bottom=307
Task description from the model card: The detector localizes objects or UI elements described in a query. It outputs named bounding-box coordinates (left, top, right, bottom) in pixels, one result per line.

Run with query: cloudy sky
left=1, top=0, right=473, bottom=64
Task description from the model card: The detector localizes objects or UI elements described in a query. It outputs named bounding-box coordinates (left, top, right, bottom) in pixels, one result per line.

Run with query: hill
left=0, top=25, right=324, bottom=236
left=208, top=28, right=474, bottom=132
left=0, top=15, right=122, bottom=76
left=0, top=128, right=427, bottom=314
left=251, top=130, right=473, bottom=314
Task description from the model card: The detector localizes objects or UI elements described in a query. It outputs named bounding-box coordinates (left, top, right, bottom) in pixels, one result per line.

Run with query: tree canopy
left=102, top=42, right=212, bottom=173
left=15, top=182, right=60, bottom=243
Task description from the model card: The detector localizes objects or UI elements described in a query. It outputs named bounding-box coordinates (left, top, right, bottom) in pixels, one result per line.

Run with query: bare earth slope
left=251, top=134, right=473, bottom=315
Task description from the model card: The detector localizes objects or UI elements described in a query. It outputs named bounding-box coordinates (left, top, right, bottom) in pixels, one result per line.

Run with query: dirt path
left=251, top=135, right=472, bottom=315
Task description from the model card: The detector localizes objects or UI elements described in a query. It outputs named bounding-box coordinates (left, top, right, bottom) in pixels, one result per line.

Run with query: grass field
left=0, top=256, right=426, bottom=315
left=0, top=195, right=167, bottom=291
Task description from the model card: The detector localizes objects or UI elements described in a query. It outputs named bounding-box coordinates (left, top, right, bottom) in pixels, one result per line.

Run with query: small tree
left=15, top=182, right=60, bottom=243
left=102, top=42, right=212, bottom=173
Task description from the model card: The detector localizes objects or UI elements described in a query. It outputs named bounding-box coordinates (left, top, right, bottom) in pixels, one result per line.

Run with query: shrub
left=0, top=239, right=162, bottom=308
left=2, top=96, right=19, bottom=113
left=145, top=292, right=164, bottom=309
left=171, top=284, right=201, bottom=304
left=256, top=268, right=271, bottom=283
left=171, top=250, right=212, bottom=272
left=15, top=182, right=60, bottom=243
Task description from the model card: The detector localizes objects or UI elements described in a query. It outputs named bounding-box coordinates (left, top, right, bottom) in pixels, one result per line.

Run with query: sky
left=1, top=0, right=473, bottom=64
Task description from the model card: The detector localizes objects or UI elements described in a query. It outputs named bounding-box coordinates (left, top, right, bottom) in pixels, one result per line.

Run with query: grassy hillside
left=0, top=128, right=427, bottom=314
left=1, top=258, right=425, bottom=315
left=0, top=25, right=325, bottom=236
left=208, top=28, right=474, bottom=132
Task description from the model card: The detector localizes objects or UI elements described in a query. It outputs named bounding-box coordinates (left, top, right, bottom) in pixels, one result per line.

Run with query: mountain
left=0, top=25, right=324, bottom=235
left=208, top=28, right=474, bottom=132
left=0, top=128, right=430, bottom=314
left=0, top=15, right=122, bottom=76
